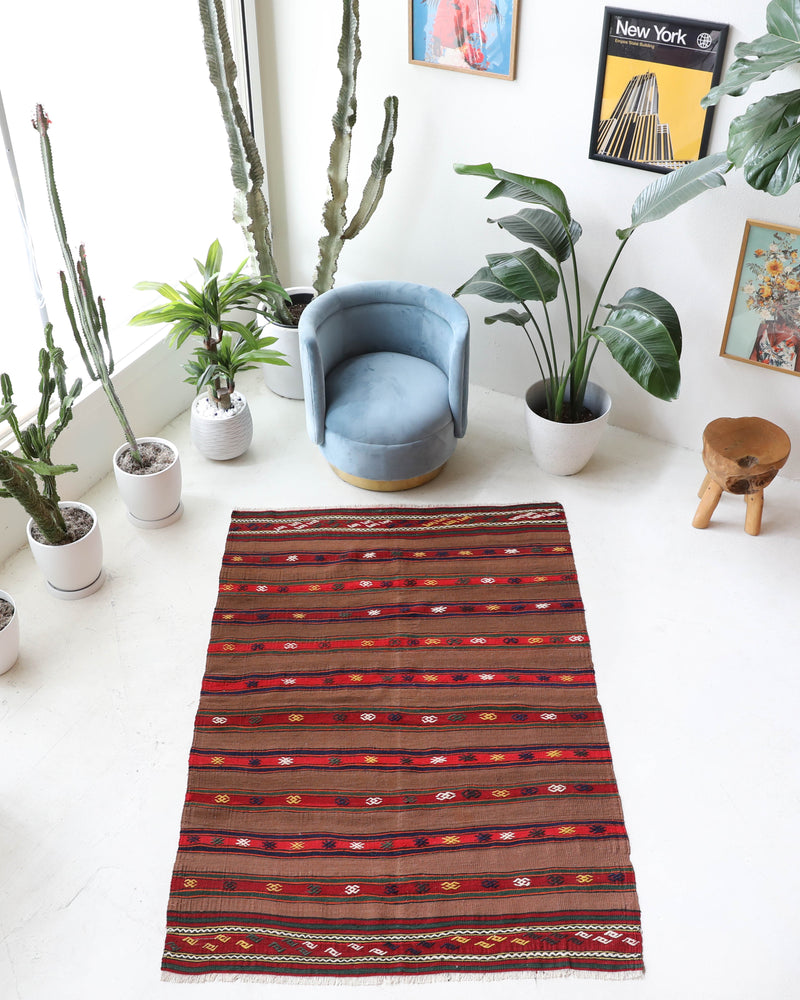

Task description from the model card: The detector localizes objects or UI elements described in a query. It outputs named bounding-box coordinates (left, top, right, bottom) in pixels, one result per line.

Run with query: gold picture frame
left=721, top=219, right=800, bottom=377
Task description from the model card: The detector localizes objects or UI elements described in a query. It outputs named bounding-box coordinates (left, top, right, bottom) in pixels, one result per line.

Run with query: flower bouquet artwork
left=721, top=220, right=800, bottom=375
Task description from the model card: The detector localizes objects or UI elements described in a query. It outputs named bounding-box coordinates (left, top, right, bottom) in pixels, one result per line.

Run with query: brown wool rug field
left=162, top=503, right=643, bottom=982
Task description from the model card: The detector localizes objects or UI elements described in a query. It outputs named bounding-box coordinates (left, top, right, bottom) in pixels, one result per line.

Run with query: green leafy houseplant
left=130, top=239, right=288, bottom=411
left=454, top=156, right=731, bottom=422
left=702, top=0, right=800, bottom=197
left=0, top=323, right=82, bottom=545
left=198, top=0, right=398, bottom=325
left=32, top=105, right=147, bottom=467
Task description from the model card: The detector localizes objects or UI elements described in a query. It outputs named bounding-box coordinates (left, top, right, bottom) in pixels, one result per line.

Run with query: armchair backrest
left=299, top=281, right=469, bottom=445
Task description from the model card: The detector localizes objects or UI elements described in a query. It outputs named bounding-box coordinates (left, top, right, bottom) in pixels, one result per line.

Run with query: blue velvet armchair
left=298, top=281, right=469, bottom=490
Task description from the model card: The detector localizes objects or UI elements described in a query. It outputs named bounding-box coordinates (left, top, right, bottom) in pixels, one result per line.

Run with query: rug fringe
left=161, top=968, right=644, bottom=985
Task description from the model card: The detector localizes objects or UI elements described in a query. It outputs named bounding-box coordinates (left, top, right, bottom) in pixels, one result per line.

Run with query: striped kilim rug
left=162, top=503, right=643, bottom=982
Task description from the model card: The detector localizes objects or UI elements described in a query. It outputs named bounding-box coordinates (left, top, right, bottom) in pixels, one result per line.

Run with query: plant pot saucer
left=45, top=568, right=106, bottom=601
left=125, top=499, right=183, bottom=530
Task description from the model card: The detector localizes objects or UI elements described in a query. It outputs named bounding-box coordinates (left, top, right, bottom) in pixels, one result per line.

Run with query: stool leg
left=698, top=472, right=712, bottom=499
left=744, top=490, right=764, bottom=536
left=692, top=480, right=723, bottom=529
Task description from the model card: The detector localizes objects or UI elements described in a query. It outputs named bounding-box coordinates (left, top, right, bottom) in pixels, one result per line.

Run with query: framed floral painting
left=721, top=220, right=800, bottom=377
left=408, top=0, right=519, bottom=80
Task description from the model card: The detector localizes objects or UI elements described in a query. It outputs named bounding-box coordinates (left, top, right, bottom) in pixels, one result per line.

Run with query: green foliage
left=198, top=0, right=398, bottom=321
left=0, top=324, right=81, bottom=545
left=32, top=105, right=143, bottom=465
left=454, top=157, right=731, bottom=421
left=131, top=240, right=287, bottom=410
left=702, top=0, right=800, bottom=196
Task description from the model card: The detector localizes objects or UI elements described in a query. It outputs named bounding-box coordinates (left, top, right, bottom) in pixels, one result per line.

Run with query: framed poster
left=408, top=0, right=519, bottom=80
left=721, top=220, right=800, bottom=377
left=589, top=7, right=728, bottom=173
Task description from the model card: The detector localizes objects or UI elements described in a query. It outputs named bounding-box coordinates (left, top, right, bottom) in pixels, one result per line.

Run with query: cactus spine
left=0, top=323, right=82, bottom=546
left=33, top=105, right=143, bottom=466
left=198, top=0, right=397, bottom=319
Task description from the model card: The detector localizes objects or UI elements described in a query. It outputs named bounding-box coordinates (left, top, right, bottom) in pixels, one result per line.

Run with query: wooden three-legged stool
left=692, top=417, right=791, bottom=536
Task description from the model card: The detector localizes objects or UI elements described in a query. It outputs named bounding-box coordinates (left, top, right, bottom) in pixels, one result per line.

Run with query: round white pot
left=524, top=380, right=612, bottom=476
left=261, top=286, right=315, bottom=400
left=190, top=391, right=253, bottom=461
left=113, top=437, right=183, bottom=529
left=26, top=501, right=105, bottom=600
left=0, top=589, right=20, bottom=675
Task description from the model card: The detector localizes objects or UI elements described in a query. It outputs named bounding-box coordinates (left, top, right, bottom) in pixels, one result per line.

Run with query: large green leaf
left=611, top=287, right=682, bottom=358
left=487, top=249, right=560, bottom=304
left=485, top=309, right=529, bottom=327
left=488, top=208, right=582, bottom=263
left=454, top=265, right=522, bottom=304
left=704, top=1, right=800, bottom=103
left=454, top=162, right=571, bottom=221
left=618, top=153, right=731, bottom=239
left=592, top=307, right=681, bottom=401
left=727, top=89, right=800, bottom=194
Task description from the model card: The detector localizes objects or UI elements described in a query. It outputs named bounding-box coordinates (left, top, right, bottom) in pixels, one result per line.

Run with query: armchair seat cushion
left=325, top=352, right=453, bottom=445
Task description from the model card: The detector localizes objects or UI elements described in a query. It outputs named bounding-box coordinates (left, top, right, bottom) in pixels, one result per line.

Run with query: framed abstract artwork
left=408, top=0, right=519, bottom=80
left=721, top=220, right=800, bottom=377
left=589, top=7, right=728, bottom=173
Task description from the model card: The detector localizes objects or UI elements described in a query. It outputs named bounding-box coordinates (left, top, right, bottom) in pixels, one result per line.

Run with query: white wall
left=255, top=0, right=800, bottom=479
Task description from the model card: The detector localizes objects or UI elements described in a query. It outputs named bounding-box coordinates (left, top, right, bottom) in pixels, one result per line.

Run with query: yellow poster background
left=600, top=54, right=713, bottom=162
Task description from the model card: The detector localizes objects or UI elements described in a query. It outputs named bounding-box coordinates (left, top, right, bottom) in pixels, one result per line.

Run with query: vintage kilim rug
left=162, top=503, right=643, bottom=982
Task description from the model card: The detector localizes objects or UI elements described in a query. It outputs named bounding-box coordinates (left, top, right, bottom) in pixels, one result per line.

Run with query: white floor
left=1, top=374, right=798, bottom=1000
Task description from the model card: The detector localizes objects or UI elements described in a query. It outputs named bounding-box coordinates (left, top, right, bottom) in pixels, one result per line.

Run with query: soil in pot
left=0, top=598, right=13, bottom=631
left=116, top=440, right=175, bottom=475
left=29, top=505, right=93, bottom=545
left=536, top=403, right=597, bottom=423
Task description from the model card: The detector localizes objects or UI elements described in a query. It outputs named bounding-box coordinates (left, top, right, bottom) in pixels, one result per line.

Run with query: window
left=0, top=0, right=248, bottom=421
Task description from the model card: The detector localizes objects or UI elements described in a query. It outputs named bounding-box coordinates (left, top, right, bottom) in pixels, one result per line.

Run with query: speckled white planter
left=0, top=589, right=20, bottom=675
left=261, top=286, right=315, bottom=400
left=113, top=437, right=183, bottom=528
left=190, top=392, right=253, bottom=461
left=26, top=501, right=105, bottom=600
left=524, top=380, right=612, bottom=476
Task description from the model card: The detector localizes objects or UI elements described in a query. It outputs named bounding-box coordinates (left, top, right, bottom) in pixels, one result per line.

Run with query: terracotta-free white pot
left=26, top=501, right=105, bottom=600
left=190, top=391, right=253, bottom=461
left=0, top=589, right=20, bottom=675
left=113, top=437, right=183, bottom=528
left=261, top=286, right=315, bottom=400
left=524, top=380, right=612, bottom=476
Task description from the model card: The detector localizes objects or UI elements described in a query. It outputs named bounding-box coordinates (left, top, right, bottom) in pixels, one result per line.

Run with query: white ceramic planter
left=113, top=437, right=183, bottom=529
left=261, top=286, right=315, bottom=400
left=190, top=391, right=253, bottom=461
left=26, top=501, right=105, bottom=600
left=524, top=380, right=612, bottom=476
left=0, top=589, right=20, bottom=675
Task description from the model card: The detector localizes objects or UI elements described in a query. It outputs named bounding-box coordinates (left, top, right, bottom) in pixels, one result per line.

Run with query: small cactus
left=0, top=323, right=82, bottom=546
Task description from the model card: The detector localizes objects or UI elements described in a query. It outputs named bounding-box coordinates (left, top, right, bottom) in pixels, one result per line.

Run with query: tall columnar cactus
left=198, top=0, right=398, bottom=319
left=198, top=0, right=290, bottom=323
left=32, top=105, right=143, bottom=465
left=313, top=0, right=398, bottom=296
left=0, top=323, right=82, bottom=545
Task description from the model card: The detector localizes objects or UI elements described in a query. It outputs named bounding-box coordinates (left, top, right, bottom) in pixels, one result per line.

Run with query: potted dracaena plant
left=198, top=0, right=398, bottom=399
left=130, top=240, right=288, bottom=461
left=0, top=323, right=104, bottom=599
left=33, top=105, right=182, bottom=528
left=454, top=156, right=731, bottom=475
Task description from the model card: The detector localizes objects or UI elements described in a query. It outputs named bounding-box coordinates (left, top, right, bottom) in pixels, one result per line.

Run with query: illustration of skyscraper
left=596, top=71, right=687, bottom=168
